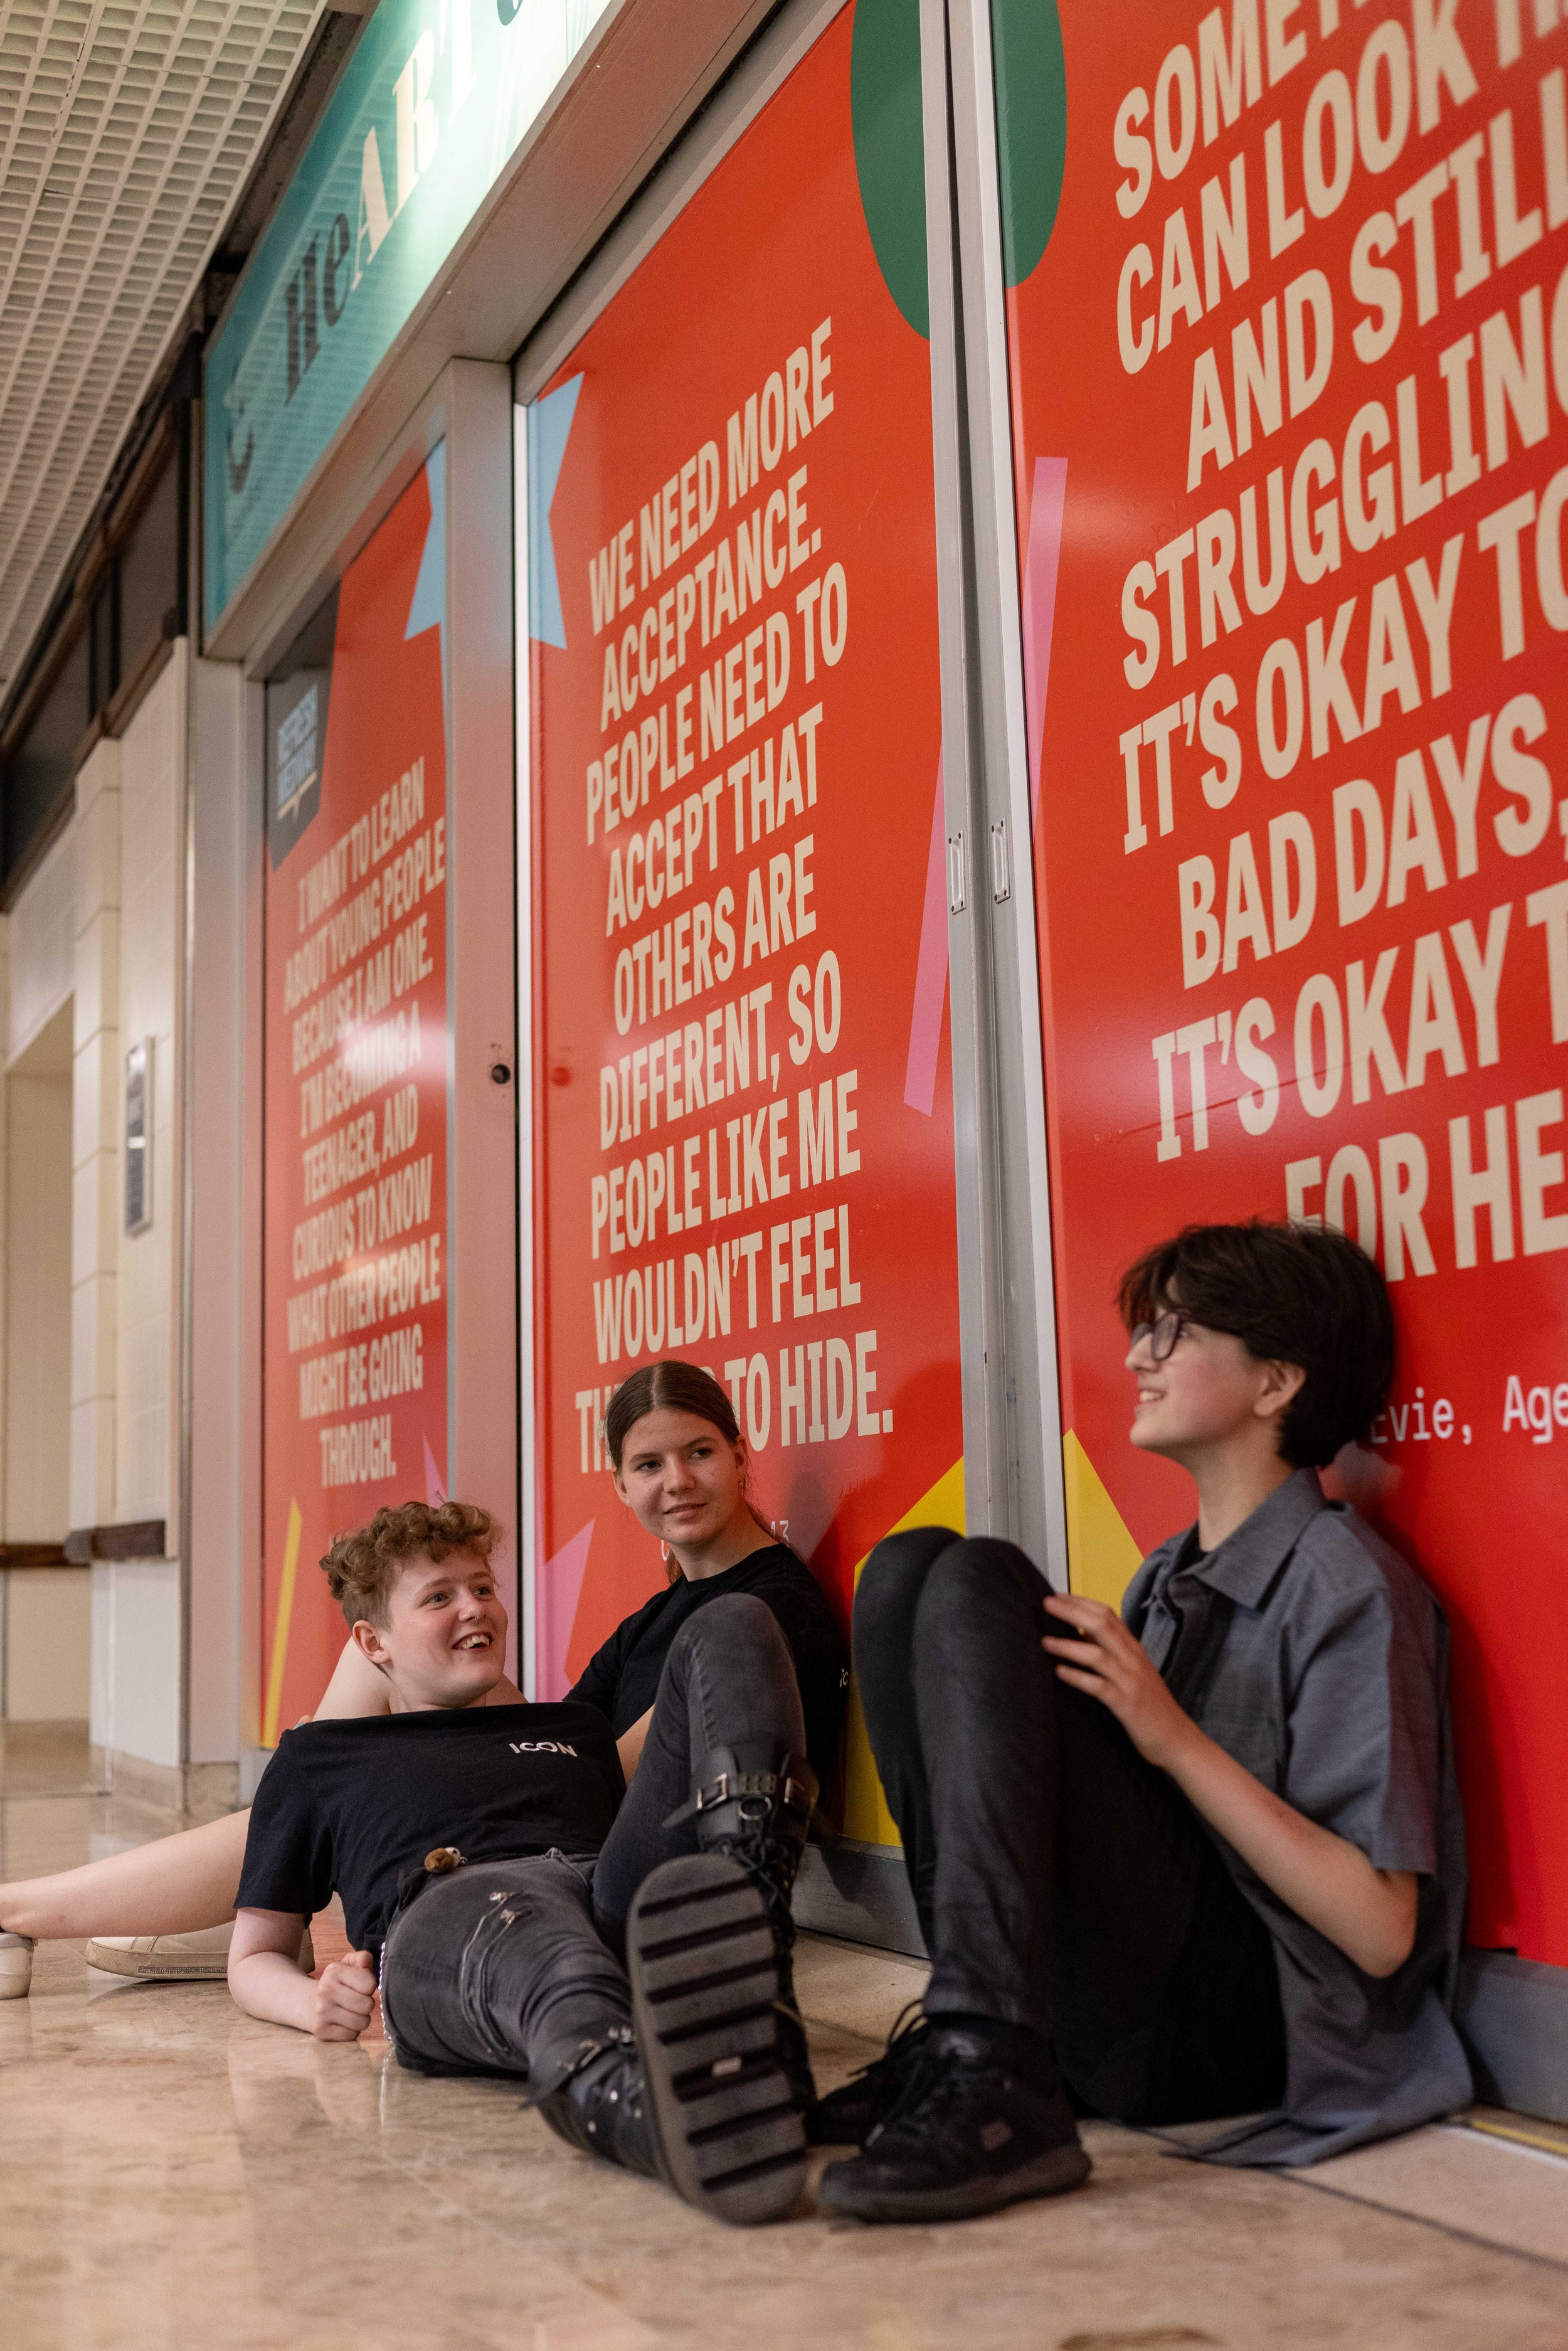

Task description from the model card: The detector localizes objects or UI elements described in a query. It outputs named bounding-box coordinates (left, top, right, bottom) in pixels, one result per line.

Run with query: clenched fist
left=311, top=1949, right=377, bottom=2041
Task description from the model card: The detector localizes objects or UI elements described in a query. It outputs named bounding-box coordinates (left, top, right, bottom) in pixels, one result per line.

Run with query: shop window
left=87, top=567, right=120, bottom=721
left=1, top=630, right=90, bottom=899
left=117, top=457, right=181, bottom=685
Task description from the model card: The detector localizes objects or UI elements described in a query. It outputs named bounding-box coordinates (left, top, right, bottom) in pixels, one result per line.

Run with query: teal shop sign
left=204, top=0, right=611, bottom=632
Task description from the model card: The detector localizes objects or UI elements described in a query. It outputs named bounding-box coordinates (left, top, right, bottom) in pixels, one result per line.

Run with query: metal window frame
left=512, top=0, right=1074, bottom=1716
left=235, top=376, right=450, bottom=1783
left=511, top=0, right=849, bottom=406
left=511, top=0, right=852, bottom=1706
left=936, top=0, right=1568, bottom=2122
left=921, top=0, right=1067, bottom=1581
left=231, top=356, right=519, bottom=1780
left=513, top=395, right=537, bottom=1694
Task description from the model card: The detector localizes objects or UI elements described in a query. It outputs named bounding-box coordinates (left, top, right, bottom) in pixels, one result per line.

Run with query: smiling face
left=612, top=1408, right=753, bottom=1563
left=1125, top=1308, right=1305, bottom=1470
left=351, top=1551, right=508, bottom=1711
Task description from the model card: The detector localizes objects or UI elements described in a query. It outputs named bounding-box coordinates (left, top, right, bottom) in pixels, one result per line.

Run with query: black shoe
left=807, top=2000, right=930, bottom=2145
left=533, top=2027, right=658, bottom=2179
left=627, top=1850, right=807, bottom=2226
left=816, top=2022, right=1091, bottom=2223
left=684, top=1742, right=820, bottom=2111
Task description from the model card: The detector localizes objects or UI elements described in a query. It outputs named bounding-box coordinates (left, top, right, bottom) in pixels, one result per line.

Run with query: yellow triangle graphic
left=841, top=1457, right=965, bottom=1848
left=262, top=1497, right=303, bottom=1750
left=836, top=1443, right=1143, bottom=1847
left=1062, top=1429, right=1144, bottom=1609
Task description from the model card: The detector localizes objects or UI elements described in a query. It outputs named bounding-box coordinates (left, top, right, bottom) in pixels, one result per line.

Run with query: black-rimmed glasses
left=1130, top=1310, right=1190, bottom=1362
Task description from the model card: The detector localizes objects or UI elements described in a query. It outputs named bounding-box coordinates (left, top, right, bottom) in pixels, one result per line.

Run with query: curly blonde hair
left=320, top=1499, right=499, bottom=1628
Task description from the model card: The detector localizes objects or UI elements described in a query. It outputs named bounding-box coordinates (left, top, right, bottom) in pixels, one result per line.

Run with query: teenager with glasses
left=812, top=1220, right=1471, bottom=2225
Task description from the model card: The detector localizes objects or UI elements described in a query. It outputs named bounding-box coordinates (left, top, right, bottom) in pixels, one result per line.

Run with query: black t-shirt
left=236, top=1702, right=622, bottom=1957
left=568, top=1544, right=849, bottom=1787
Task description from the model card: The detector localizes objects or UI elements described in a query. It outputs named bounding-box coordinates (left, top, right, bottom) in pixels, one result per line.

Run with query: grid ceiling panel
left=0, top=0, right=325, bottom=689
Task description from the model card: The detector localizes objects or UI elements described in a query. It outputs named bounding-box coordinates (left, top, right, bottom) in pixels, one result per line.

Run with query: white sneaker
left=0, top=1929, right=34, bottom=1998
left=85, top=1924, right=315, bottom=1980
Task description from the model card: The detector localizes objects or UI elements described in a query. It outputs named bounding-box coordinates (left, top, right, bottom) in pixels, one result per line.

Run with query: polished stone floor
left=3, top=1726, right=1567, bottom=2351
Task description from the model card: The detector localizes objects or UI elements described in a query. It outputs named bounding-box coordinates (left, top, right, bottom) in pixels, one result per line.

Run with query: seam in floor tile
left=1279, top=2170, right=1568, bottom=2276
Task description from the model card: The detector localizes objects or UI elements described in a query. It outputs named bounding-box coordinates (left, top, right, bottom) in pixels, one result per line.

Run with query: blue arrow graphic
left=527, top=374, right=583, bottom=649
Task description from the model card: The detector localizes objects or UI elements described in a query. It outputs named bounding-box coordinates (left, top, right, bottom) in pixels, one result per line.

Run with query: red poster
left=524, top=8, right=961, bottom=1832
left=262, top=454, right=450, bottom=1739
left=1005, top=2, right=1568, bottom=1958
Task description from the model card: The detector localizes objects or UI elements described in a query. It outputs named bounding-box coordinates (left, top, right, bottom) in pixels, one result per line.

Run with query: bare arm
left=1044, top=1596, right=1419, bottom=1980
left=616, top=1705, right=654, bottom=1783
left=228, top=1908, right=376, bottom=2040
left=0, top=1643, right=516, bottom=1943
left=314, top=1635, right=522, bottom=1720
left=312, top=1637, right=396, bottom=1721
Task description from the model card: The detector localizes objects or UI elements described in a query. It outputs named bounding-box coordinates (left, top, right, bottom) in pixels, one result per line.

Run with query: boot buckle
left=692, top=1768, right=780, bottom=1812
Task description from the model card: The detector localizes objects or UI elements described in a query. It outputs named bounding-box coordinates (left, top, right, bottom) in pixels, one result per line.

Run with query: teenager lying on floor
left=226, top=1479, right=824, bottom=2226
left=0, top=1362, right=845, bottom=2010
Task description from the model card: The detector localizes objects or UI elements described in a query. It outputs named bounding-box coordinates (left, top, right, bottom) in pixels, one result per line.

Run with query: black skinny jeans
left=856, top=1529, right=1285, bottom=2125
left=380, top=1591, right=805, bottom=2081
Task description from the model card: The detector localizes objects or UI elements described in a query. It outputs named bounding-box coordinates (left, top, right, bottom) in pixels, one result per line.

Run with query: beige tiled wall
left=2, top=646, right=220, bottom=1758
left=114, top=656, right=182, bottom=1536
left=3, top=839, right=83, bottom=1720
left=69, top=737, right=122, bottom=1539
left=7, top=1006, right=72, bottom=1544
left=2, top=1568, right=90, bottom=1719
left=8, top=822, right=73, bottom=1065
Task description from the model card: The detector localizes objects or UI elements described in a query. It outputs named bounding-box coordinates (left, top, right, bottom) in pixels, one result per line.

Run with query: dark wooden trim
left=0, top=1542, right=71, bottom=1568
left=0, top=779, right=77, bottom=913
left=104, top=629, right=176, bottom=743
left=63, top=1520, right=167, bottom=1563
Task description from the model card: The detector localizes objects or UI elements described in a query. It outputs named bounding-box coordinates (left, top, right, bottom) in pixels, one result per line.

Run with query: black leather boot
left=626, top=1852, right=808, bottom=2225
left=531, top=2025, right=658, bottom=2179
left=684, top=1744, right=818, bottom=2111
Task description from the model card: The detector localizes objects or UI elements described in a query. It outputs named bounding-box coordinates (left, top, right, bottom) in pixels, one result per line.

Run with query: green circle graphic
left=992, top=0, right=1067, bottom=287
left=851, top=1, right=930, bottom=337
left=850, top=1, right=1067, bottom=324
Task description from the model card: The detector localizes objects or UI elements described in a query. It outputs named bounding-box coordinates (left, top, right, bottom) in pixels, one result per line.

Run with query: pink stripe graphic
left=1022, top=456, right=1069, bottom=822
left=904, top=757, right=948, bottom=1115
left=423, top=1436, right=446, bottom=1505
left=539, top=1517, right=595, bottom=1699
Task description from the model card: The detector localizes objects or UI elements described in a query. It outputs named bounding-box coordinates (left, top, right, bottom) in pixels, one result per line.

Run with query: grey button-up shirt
left=1123, top=1467, right=1472, bottom=2165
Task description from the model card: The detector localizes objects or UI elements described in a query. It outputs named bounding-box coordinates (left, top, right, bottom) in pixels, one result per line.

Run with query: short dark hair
left=1116, top=1221, right=1393, bottom=1468
left=320, top=1500, right=499, bottom=1627
left=603, top=1359, right=739, bottom=1472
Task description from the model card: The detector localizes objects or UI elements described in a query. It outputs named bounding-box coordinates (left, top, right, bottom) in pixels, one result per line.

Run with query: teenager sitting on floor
left=0, top=1362, right=847, bottom=2011
left=812, top=1221, right=1471, bottom=2225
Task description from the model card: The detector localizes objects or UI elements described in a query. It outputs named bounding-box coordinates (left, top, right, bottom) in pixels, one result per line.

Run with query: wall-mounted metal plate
left=124, top=1038, right=152, bottom=1234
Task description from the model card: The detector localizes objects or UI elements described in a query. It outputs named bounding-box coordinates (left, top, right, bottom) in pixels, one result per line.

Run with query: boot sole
left=817, top=2139, right=1091, bottom=2224
left=626, top=1852, right=806, bottom=2227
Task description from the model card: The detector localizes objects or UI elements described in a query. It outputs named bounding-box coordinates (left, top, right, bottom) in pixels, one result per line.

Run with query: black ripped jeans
left=380, top=1591, right=805, bottom=2081
left=856, top=1529, right=1284, bottom=2125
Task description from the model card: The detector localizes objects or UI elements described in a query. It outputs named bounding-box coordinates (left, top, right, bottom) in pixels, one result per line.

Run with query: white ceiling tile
left=0, top=0, right=325, bottom=691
